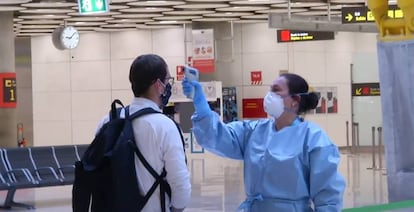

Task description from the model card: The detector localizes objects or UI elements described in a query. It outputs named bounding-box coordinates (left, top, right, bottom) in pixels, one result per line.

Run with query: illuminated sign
left=0, top=73, right=16, bottom=108
left=277, top=30, right=334, bottom=43
left=342, top=6, right=403, bottom=24
left=78, top=0, right=109, bottom=15
left=352, top=83, right=380, bottom=96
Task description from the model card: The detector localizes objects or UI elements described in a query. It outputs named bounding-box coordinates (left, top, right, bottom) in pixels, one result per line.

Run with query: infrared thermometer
left=184, top=66, right=199, bottom=99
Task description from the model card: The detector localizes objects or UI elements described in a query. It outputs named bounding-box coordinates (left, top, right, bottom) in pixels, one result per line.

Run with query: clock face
left=61, top=26, right=79, bottom=49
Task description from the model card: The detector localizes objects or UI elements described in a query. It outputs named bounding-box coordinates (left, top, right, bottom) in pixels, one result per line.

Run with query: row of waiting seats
left=0, top=144, right=88, bottom=210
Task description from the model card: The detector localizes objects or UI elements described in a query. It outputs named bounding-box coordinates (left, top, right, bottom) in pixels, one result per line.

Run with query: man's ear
left=292, top=95, right=301, bottom=107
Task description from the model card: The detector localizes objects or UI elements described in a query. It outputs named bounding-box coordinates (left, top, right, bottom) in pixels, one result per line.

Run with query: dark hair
left=280, top=73, right=318, bottom=114
left=129, top=54, right=168, bottom=97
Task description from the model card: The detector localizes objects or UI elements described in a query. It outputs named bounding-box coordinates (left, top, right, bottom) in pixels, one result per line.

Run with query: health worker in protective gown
left=182, top=72, right=346, bottom=212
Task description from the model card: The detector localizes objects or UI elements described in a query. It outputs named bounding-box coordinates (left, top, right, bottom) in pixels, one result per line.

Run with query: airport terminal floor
left=1, top=152, right=413, bottom=212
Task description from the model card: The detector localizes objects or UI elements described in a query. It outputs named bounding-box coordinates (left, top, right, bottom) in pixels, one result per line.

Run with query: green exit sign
left=77, top=0, right=109, bottom=15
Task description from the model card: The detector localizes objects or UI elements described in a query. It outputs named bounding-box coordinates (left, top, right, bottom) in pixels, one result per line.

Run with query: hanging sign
left=192, top=29, right=215, bottom=73
left=0, top=73, right=17, bottom=108
left=352, top=83, right=380, bottom=96
left=341, top=5, right=403, bottom=24
left=277, top=29, right=334, bottom=43
left=78, top=0, right=109, bottom=15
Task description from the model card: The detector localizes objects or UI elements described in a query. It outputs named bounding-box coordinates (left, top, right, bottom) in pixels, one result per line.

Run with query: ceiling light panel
left=192, top=17, right=240, bottom=22
left=203, top=12, right=254, bottom=17
left=330, top=0, right=365, bottom=3
left=174, top=3, right=229, bottom=9
left=105, top=5, right=129, bottom=10
left=67, top=21, right=108, bottom=26
left=138, top=24, right=183, bottom=29
left=95, top=28, right=137, bottom=32
left=163, top=10, right=215, bottom=15
left=296, top=10, right=342, bottom=16
left=109, top=0, right=136, bottom=3
left=66, top=17, right=114, bottom=22
left=153, top=15, right=203, bottom=20
left=18, top=20, right=64, bottom=25
left=272, top=2, right=327, bottom=8
left=234, top=19, right=268, bottom=23
left=185, top=0, right=229, bottom=2
left=16, top=33, right=50, bottom=37
left=255, top=8, right=308, bottom=13
left=18, top=29, right=54, bottom=33
left=127, top=1, right=186, bottom=6
left=230, top=0, right=286, bottom=5
left=311, top=5, right=356, bottom=10
left=0, top=6, right=25, bottom=11
left=0, top=0, right=30, bottom=4
left=21, top=2, right=77, bottom=8
left=113, top=13, right=163, bottom=19
left=120, top=7, right=173, bottom=13
left=101, top=23, right=138, bottom=28
left=146, top=20, right=191, bottom=25
left=241, top=14, right=269, bottom=19
left=216, top=6, right=269, bottom=12
left=16, top=25, right=60, bottom=29
left=106, top=19, right=154, bottom=23
left=19, top=8, right=75, bottom=14
left=19, top=15, right=71, bottom=20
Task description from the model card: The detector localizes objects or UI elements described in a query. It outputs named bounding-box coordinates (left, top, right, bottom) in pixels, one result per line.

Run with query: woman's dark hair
left=129, top=54, right=168, bottom=97
left=280, top=73, right=319, bottom=114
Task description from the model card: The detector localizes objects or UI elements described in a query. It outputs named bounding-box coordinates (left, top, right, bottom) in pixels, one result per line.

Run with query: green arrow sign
left=77, top=0, right=109, bottom=15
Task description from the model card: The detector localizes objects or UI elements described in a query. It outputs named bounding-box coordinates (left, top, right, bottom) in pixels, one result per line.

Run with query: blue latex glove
left=182, top=77, right=211, bottom=117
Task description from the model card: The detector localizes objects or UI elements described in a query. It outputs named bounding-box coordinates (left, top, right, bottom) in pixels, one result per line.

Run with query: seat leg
left=0, top=188, right=35, bottom=210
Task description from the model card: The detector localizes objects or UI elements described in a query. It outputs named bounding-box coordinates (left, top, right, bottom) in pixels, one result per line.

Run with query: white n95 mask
left=263, top=92, right=285, bottom=119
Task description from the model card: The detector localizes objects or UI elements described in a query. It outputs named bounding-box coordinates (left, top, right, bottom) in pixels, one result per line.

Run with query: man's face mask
left=159, top=79, right=172, bottom=106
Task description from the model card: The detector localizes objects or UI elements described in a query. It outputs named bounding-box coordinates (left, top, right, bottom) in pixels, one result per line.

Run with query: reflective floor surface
left=0, top=152, right=407, bottom=211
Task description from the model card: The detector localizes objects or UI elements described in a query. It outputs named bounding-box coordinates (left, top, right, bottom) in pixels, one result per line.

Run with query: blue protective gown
left=191, top=112, right=346, bottom=212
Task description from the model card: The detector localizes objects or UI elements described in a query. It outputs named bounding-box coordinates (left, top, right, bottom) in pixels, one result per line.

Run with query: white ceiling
left=1, top=0, right=371, bottom=37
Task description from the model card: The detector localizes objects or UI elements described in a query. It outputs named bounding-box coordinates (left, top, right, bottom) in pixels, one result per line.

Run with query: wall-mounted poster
left=192, top=29, right=215, bottom=73
left=314, top=87, right=326, bottom=114
left=242, top=98, right=267, bottom=118
left=327, top=87, right=338, bottom=113
left=308, top=86, right=338, bottom=114
left=222, top=87, right=238, bottom=123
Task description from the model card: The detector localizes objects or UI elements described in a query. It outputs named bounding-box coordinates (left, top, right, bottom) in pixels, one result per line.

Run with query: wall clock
left=52, top=26, right=80, bottom=50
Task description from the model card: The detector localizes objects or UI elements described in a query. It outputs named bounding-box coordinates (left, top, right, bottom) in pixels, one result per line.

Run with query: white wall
left=31, top=23, right=378, bottom=147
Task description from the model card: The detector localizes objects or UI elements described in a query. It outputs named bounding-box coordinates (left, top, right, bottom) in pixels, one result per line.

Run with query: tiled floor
left=0, top=152, right=404, bottom=211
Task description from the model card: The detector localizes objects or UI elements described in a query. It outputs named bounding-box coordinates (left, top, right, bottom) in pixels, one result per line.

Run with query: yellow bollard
left=367, top=0, right=414, bottom=41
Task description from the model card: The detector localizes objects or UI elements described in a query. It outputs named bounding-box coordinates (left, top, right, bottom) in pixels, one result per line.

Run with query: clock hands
left=65, top=32, right=77, bottom=39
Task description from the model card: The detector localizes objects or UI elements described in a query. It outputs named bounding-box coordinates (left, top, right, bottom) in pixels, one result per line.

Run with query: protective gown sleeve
left=191, top=112, right=255, bottom=160
left=309, top=135, right=346, bottom=211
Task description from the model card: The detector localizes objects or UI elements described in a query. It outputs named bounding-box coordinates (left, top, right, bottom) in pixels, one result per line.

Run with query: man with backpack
left=74, top=54, right=191, bottom=212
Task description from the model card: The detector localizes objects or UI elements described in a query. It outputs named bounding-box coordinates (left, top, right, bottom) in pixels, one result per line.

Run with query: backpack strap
left=110, top=99, right=124, bottom=120
left=126, top=107, right=171, bottom=212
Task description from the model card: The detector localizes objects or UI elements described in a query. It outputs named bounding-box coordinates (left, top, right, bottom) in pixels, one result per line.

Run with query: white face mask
left=263, top=92, right=285, bottom=119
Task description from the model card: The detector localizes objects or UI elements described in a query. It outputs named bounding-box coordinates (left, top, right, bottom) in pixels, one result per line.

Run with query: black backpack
left=72, top=99, right=184, bottom=212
